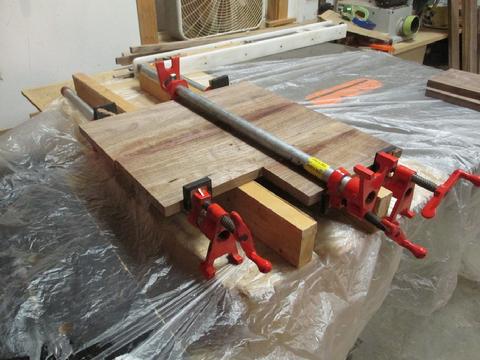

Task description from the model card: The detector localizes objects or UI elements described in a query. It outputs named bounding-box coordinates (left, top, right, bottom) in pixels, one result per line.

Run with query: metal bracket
left=93, top=102, right=118, bottom=120
left=182, top=177, right=212, bottom=212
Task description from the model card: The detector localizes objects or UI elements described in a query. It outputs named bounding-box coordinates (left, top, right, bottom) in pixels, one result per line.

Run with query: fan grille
left=180, top=0, right=264, bottom=39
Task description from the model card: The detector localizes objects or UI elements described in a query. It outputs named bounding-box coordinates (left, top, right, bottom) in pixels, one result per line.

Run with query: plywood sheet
left=80, top=82, right=391, bottom=216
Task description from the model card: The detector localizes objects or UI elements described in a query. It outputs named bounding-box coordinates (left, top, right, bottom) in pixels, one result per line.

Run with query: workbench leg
left=448, top=0, right=460, bottom=69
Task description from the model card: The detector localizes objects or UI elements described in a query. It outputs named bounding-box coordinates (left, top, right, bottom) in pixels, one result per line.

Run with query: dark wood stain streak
left=303, top=129, right=358, bottom=155
left=121, top=124, right=221, bottom=158
left=242, top=102, right=294, bottom=122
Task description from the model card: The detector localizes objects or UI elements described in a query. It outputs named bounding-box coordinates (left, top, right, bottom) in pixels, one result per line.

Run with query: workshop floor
left=354, top=276, right=480, bottom=360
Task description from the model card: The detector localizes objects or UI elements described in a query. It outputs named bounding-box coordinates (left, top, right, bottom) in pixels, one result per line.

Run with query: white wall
left=0, top=0, right=140, bottom=129
left=289, top=0, right=319, bottom=23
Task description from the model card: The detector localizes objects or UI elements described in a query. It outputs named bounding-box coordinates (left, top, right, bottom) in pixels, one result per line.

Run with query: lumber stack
left=426, top=69, right=480, bottom=111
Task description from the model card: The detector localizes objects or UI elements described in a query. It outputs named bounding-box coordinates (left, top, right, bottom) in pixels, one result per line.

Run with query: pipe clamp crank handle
left=421, top=170, right=480, bottom=219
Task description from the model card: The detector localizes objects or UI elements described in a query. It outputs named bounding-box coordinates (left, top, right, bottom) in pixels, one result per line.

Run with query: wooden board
left=426, top=87, right=480, bottom=111
left=427, top=69, right=480, bottom=100
left=73, top=73, right=139, bottom=113
left=80, top=82, right=391, bottom=216
left=21, top=70, right=153, bottom=112
left=393, top=29, right=448, bottom=55
left=266, top=18, right=297, bottom=28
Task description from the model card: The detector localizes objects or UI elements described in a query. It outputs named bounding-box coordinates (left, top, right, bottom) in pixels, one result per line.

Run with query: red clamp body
left=328, top=152, right=427, bottom=258
left=155, top=56, right=188, bottom=99
left=186, top=185, right=272, bottom=280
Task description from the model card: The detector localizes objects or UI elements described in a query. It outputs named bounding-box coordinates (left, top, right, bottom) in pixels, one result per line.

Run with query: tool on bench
left=155, top=56, right=480, bottom=259
left=183, top=177, right=272, bottom=279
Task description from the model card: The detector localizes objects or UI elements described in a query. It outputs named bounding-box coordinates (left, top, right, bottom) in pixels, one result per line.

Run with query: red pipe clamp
left=183, top=177, right=272, bottom=279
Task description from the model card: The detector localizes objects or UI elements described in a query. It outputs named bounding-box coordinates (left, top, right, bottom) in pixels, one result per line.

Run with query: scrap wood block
left=73, top=73, right=138, bottom=113
left=218, top=181, right=317, bottom=268
left=79, top=82, right=392, bottom=217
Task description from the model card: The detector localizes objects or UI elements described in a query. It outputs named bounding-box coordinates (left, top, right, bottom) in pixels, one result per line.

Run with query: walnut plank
left=80, top=82, right=391, bottom=216
left=426, top=87, right=480, bottom=111
left=427, top=69, right=480, bottom=100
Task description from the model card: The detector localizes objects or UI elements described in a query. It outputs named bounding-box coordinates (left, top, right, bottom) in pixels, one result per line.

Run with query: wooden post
left=462, top=0, right=478, bottom=72
left=136, top=0, right=159, bottom=45
left=267, top=0, right=295, bottom=27
left=448, top=0, right=460, bottom=69
left=478, top=8, right=480, bottom=73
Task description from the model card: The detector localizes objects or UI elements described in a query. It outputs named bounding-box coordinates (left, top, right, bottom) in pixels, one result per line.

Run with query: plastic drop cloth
left=1, top=50, right=479, bottom=360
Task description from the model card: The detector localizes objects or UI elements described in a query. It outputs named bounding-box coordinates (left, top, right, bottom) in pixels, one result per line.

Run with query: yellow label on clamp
left=304, top=157, right=330, bottom=178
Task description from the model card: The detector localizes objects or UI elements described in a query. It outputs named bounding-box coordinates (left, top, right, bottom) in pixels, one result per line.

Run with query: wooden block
left=138, top=71, right=171, bottom=102
left=79, top=82, right=391, bottom=216
left=427, top=69, right=480, bottom=100
left=73, top=73, right=138, bottom=113
left=138, top=67, right=211, bottom=102
left=218, top=181, right=317, bottom=267
left=266, top=17, right=296, bottom=28
left=448, top=0, right=460, bottom=69
left=426, top=87, right=480, bottom=111
left=136, top=0, right=159, bottom=45
left=374, top=187, right=393, bottom=218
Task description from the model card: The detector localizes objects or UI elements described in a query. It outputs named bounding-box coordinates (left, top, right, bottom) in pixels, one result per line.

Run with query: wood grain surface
left=427, top=69, right=480, bottom=100
left=426, top=87, right=480, bottom=112
left=80, top=82, right=391, bottom=216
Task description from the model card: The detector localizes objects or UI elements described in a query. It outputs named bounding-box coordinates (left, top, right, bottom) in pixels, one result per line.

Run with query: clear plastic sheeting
left=215, top=50, right=480, bottom=359
left=1, top=50, right=479, bottom=360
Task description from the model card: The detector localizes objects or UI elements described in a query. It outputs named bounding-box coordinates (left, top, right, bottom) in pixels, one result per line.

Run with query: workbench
left=393, top=29, right=448, bottom=62
left=6, top=44, right=480, bottom=359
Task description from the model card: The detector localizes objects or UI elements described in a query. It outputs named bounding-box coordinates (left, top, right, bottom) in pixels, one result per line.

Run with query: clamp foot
left=227, top=253, right=244, bottom=265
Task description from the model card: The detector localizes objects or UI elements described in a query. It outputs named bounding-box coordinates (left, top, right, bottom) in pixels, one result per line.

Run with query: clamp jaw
left=328, top=151, right=480, bottom=258
left=183, top=178, right=272, bottom=279
left=155, top=56, right=189, bottom=99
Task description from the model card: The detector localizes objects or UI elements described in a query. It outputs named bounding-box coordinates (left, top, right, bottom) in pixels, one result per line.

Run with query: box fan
left=165, top=0, right=265, bottom=40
